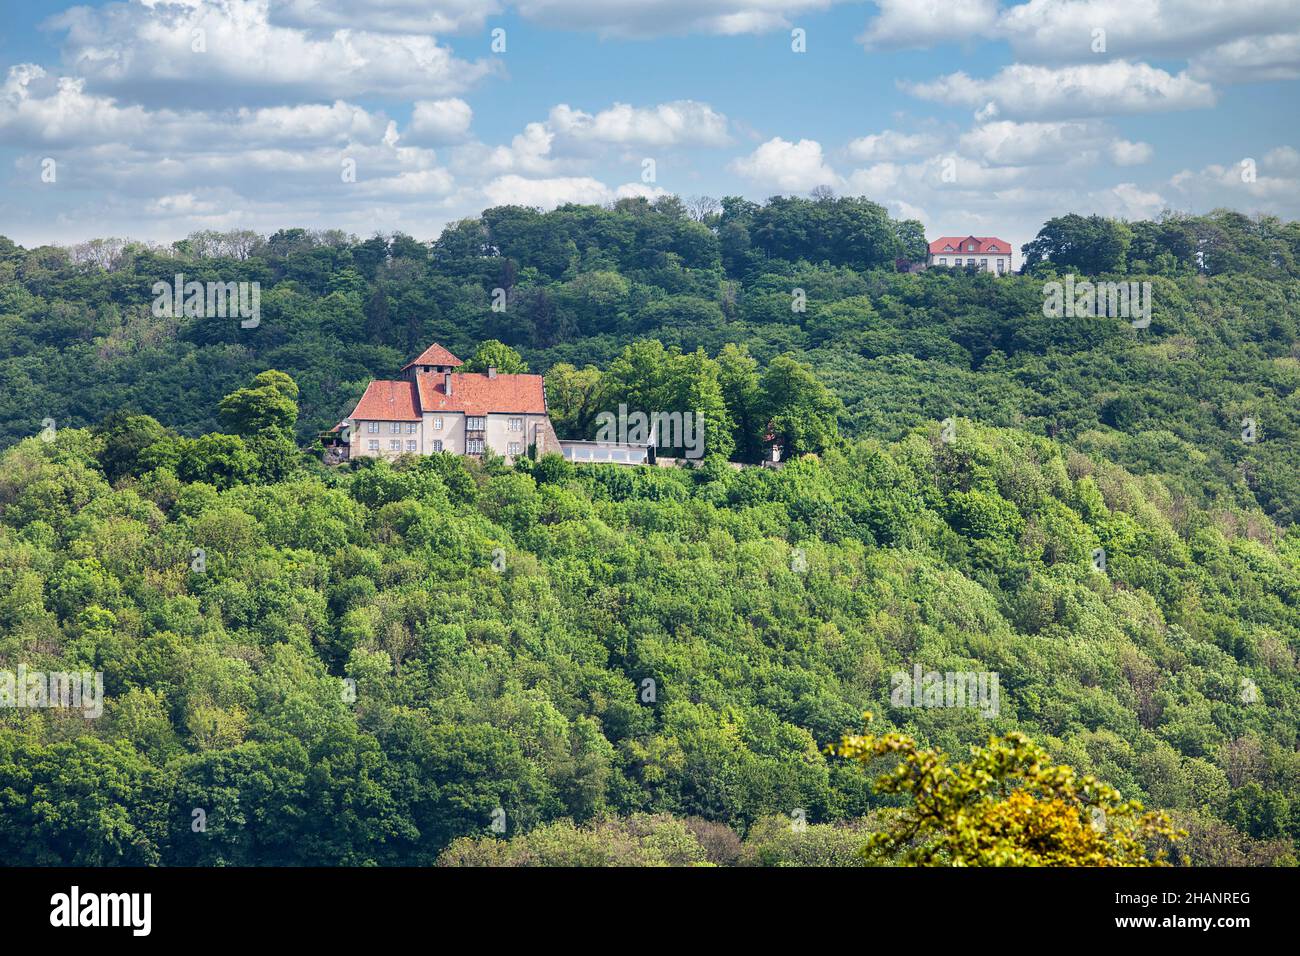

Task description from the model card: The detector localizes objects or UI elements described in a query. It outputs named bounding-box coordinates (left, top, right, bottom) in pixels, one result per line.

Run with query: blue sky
left=1, top=0, right=1298, bottom=256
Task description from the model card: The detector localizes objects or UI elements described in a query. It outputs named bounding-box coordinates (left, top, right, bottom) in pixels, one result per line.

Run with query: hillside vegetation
left=0, top=197, right=1297, bottom=865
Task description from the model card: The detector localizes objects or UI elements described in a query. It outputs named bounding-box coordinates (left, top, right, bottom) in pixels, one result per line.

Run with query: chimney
left=444, top=371, right=452, bottom=396
left=487, top=366, right=497, bottom=379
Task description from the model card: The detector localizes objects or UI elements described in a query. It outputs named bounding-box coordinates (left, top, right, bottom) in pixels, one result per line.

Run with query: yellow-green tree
left=830, top=723, right=1183, bottom=866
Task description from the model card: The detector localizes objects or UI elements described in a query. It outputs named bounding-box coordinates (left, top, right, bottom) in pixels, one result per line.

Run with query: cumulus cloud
left=409, top=99, right=474, bottom=144
left=1264, top=145, right=1300, bottom=172
left=1109, top=139, right=1154, bottom=166
left=729, top=137, right=839, bottom=192
left=905, top=61, right=1216, bottom=118
left=956, top=119, right=1151, bottom=167
left=1170, top=154, right=1300, bottom=205
left=548, top=101, right=731, bottom=147
left=959, top=120, right=1100, bottom=165
left=481, top=173, right=664, bottom=208
left=46, top=0, right=497, bottom=104
left=1101, top=182, right=1168, bottom=219
left=859, top=0, right=999, bottom=50
left=513, top=0, right=844, bottom=38
left=997, top=0, right=1300, bottom=63
left=1190, top=31, right=1300, bottom=82
left=0, top=66, right=394, bottom=149
left=845, top=129, right=943, bottom=162
left=271, top=0, right=501, bottom=34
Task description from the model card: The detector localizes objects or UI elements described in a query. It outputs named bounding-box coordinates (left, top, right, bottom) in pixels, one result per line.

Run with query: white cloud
left=842, top=162, right=901, bottom=195
left=271, top=0, right=501, bottom=34
left=0, top=66, right=395, bottom=149
left=479, top=122, right=562, bottom=175
left=447, top=99, right=731, bottom=180
left=482, top=174, right=616, bottom=208
left=845, top=129, right=943, bottom=162
left=410, top=99, right=474, bottom=143
left=905, top=61, right=1216, bottom=118
left=859, top=0, right=999, bottom=50
left=0, top=65, right=153, bottom=145
left=1190, top=31, right=1300, bottom=82
left=998, top=0, right=1300, bottom=63
left=548, top=101, right=731, bottom=147
left=47, top=0, right=497, bottom=103
left=1109, top=139, right=1154, bottom=166
left=955, top=119, right=1152, bottom=167
left=960, top=120, right=1099, bottom=165
left=1264, top=145, right=1300, bottom=172
left=354, top=168, right=457, bottom=197
left=729, top=137, right=839, bottom=192
left=512, top=0, right=844, bottom=38
left=1102, top=182, right=1167, bottom=219
left=1171, top=157, right=1300, bottom=204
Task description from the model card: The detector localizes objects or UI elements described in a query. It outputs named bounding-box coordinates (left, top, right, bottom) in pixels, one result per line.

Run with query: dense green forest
left=1, top=195, right=1298, bottom=865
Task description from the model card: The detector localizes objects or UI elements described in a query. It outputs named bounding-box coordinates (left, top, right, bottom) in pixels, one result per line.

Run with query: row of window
left=936, top=257, right=1007, bottom=273
left=366, top=421, right=421, bottom=434
left=363, top=438, right=524, bottom=456
left=364, top=417, right=525, bottom=433
left=368, top=439, right=420, bottom=452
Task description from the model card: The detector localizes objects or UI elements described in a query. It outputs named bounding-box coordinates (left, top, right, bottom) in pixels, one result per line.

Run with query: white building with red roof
left=927, top=236, right=1013, bottom=274
left=340, top=343, right=558, bottom=462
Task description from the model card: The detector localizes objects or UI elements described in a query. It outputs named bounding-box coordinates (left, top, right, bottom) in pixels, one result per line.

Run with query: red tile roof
left=415, top=372, right=547, bottom=417
left=347, top=380, right=421, bottom=421
left=929, top=236, right=1011, bottom=255
left=402, top=342, right=463, bottom=371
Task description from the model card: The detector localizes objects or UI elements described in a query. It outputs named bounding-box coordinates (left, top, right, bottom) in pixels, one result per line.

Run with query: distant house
left=337, top=343, right=559, bottom=462
left=927, top=236, right=1013, bottom=274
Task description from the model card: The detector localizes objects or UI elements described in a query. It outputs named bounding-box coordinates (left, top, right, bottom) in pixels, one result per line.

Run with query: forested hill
left=2, top=197, right=1299, bottom=523
left=1, top=197, right=1299, bottom=866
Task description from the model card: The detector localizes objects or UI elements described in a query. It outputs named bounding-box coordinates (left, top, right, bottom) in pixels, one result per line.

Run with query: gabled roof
left=929, top=236, right=1011, bottom=255
left=401, top=342, right=463, bottom=371
left=415, top=372, right=547, bottom=417
left=347, top=380, right=421, bottom=421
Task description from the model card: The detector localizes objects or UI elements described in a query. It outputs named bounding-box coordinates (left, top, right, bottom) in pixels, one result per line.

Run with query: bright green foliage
left=463, top=339, right=528, bottom=374
left=758, top=353, right=842, bottom=457
left=217, top=370, right=299, bottom=436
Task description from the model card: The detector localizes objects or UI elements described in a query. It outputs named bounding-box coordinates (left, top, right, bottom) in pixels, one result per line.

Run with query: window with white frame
left=406, top=423, right=418, bottom=434
left=466, top=438, right=484, bottom=454
left=508, top=417, right=523, bottom=432
left=431, top=440, right=442, bottom=452
left=507, top=441, right=522, bottom=456
left=389, top=439, right=402, bottom=451
left=981, top=258, right=988, bottom=269
left=390, top=422, right=401, bottom=434
left=366, top=422, right=379, bottom=433
left=939, top=257, right=947, bottom=265
left=467, top=416, right=485, bottom=431
left=433, top=416, right=443, bottom=430
left=368, top=439, right=379, bottom=451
